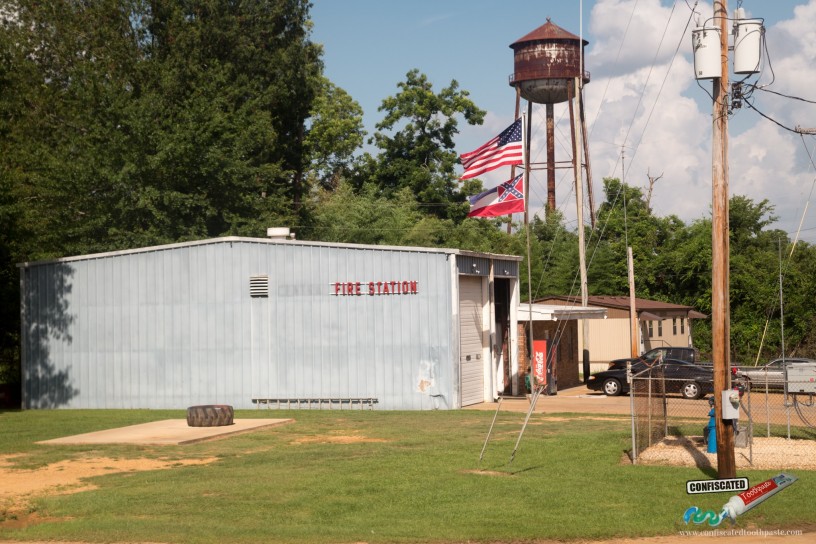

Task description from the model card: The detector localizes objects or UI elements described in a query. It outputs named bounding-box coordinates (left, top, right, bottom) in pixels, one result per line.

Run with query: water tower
left=510, top=19, right=593, bottom=387
left=509, top=18, right=594, bottom=225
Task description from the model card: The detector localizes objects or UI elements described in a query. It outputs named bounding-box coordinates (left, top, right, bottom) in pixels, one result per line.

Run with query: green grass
left=0, top=409, right=813, bottom=543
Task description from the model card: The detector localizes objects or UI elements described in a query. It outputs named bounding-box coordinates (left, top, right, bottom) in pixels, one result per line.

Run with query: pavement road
left=466, top=384, right=633, bottom=415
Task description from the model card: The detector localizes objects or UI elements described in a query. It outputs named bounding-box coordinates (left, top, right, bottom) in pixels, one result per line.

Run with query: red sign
left=532, top=340, right=547, bottom=387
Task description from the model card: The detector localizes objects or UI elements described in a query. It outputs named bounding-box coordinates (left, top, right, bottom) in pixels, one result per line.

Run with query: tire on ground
left=187, top=405, right=234, bottom=427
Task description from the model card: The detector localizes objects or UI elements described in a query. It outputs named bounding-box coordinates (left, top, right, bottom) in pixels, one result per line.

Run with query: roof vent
left=267, top=227, right=295, bottom=240
left=250, top=275, right=269, bottom=297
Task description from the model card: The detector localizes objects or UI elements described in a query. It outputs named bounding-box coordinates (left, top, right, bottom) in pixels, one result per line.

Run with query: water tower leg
left=546, top=103, right=556, bottom=214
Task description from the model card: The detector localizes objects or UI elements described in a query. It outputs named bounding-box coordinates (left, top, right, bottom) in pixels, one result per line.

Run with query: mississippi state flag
left=459, top=118, right=524, bottom=180
left=467, top=174, right=525, bottom=218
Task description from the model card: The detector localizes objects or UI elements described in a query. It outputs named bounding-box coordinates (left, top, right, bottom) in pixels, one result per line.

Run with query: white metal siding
left=20, top=240, right=457, bottom=410
left=459, top=276, right=485, bottom=406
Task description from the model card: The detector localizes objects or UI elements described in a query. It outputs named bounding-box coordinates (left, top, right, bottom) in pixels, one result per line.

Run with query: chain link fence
left=629, top=364, right=816, bottom=469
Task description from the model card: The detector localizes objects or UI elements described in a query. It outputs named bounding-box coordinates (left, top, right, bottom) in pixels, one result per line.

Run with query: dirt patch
left=0, top=454, right=217, bottom=529
left=636, top=436, right=816, bottom=469
left=537, top=416, right=628, bottom=422
left=290, top=433, right=387, bottom=445
left=461, top=469, right=511, bottom=477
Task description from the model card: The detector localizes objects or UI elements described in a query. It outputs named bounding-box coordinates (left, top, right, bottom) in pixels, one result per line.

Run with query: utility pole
left=628, top=247, right=638, bottom=358
left=711, top=0, right=736, bottom=478
left=569, top=77, right=589, bottom=328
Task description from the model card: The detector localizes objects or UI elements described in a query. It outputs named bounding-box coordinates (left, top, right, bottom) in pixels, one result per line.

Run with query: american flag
left=467, top=174, right=525, bottom=218
left=459, top=118, right=524, bottom=180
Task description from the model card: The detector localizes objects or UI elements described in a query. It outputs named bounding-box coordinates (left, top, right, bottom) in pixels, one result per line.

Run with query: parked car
left=736, top=358, right=816, bottom=389
left=608, top=346, right=700, bottom=370
left=587, top=358, right=713, bottom=399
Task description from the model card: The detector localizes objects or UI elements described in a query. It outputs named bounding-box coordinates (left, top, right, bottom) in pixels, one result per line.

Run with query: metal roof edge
left=17, top=236, right=523, bottom=268
left=458, top=249, right=523, bottom=262
left=518, top=303, right=607, bottom=321
left=536, top=294, right=697, bottom=312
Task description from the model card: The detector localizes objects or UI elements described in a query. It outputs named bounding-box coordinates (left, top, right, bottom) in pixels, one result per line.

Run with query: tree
left=591, top=178, right=686, bottom=297
left=307, top=182, right=426, bottom=246
left=2, top=0, right=323, bottom=257
left=0, top=0, right=325, bottom=393
left=363, top=69, right=485, bottom=220
left=528, top=211, right=580, bottom=298
left=304, top=77, right=366, bottom=190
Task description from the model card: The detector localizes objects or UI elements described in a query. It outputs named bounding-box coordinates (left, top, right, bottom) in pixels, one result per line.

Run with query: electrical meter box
left=786, top=363, right=816, bottom=394
left=721, top=390, right=741, bottom=419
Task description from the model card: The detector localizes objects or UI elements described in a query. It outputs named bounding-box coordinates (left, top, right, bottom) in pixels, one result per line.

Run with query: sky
left=310, top=0, right=816, bottom=244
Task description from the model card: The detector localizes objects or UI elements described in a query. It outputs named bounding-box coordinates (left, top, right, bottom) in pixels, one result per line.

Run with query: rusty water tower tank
left=509, top=18, right=590, bottom=104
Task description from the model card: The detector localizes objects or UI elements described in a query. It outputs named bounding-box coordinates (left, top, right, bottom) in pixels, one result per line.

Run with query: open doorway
left=494, top=278, right=512, bottom=397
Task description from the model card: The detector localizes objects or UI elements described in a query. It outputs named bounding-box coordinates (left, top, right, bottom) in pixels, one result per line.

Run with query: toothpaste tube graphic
left=684, top=473, right=797, bottom=526
left=721, top=473, right=797, bottom=521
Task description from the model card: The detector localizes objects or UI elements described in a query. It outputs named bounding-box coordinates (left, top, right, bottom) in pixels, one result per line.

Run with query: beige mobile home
left=536, top=296, right=707, bottom=372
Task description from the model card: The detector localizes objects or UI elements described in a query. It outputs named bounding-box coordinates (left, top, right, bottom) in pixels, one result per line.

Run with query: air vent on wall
left=250, top=275, right=269, bottom=297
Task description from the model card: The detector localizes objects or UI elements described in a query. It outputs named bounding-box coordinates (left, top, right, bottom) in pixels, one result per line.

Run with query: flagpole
left=522, top=106, right=536, bottom=393
left=508, top=86, right=522, bottom=234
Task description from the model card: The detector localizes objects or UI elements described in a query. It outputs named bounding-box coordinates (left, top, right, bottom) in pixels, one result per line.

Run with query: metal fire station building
left=19, top=234, right=523, bottom=410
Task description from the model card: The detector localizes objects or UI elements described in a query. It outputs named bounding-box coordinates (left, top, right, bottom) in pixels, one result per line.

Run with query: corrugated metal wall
left=20, top=239, right=455, bottom=410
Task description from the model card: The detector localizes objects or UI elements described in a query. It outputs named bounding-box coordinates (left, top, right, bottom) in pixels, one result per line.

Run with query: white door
left=459, top=276, right=486, bottom=406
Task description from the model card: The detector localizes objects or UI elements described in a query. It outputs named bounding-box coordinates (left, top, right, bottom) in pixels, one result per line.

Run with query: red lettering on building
left=332, top=280, right=420, bottom=296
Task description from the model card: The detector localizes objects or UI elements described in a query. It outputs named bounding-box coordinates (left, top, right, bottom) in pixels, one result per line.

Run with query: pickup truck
left=735, top=358, right=816, bottom=389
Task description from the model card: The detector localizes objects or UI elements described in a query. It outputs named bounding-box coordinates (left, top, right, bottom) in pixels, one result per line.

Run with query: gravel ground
left=636, top=435, right=816, bottom=469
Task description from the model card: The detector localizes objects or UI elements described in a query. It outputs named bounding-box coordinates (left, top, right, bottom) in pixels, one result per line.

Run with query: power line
left=619, top=0, right=680, bottom=173
left=625, top=1, right=698, bottom=180
left=748, top=85, right=816, bottom=105
left=742, top=96, right=800, bottom=133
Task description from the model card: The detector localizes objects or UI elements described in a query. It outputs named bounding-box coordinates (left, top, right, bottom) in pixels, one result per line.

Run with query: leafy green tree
left=2, top=0, right=322, bottom=258
left=126, top=0, right=323, bottom=240
left=305, top=77, right=366, bottom=190
left=783, top=242, right=816, bottom=356
left=0, top=0, right=324, bottom=391
left=527, top=211, right=580, bottom=298
left=589, top=178, right=691, bottom=300
left=307, top=182, right=426, bottom=246
left=363, top=69, right=485, bottom=220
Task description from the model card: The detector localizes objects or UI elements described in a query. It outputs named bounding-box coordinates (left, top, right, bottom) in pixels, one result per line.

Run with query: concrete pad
left=465, top=385, right=632, bottom=415
left=37, top=419, right=294, bottom=446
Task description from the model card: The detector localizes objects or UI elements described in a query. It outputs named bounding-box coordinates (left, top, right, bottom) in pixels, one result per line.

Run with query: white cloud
left=458, top=0, right=816, bottom=241
left=573, top=0, right=816, bottom=241
left=588, top=0, right=701, bottom=77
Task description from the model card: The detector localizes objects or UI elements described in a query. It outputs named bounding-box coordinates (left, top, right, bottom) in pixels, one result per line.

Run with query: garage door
left=459, top=276, right=486, bottom=406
